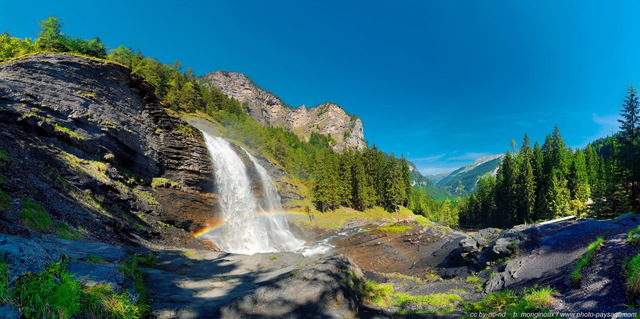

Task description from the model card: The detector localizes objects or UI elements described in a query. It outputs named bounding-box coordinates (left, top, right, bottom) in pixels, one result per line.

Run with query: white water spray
left=201, top=132, right=304, bottom=254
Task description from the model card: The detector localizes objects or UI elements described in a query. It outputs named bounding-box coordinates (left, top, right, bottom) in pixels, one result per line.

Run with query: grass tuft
left=20, top=198, right=53, bottom=231
left=465, top=287, right=557, bottom=316
left=466, top=276, right=479, bottom=283
left=373, top=223, right=412, bottom=234
left=628, top=226, right=640, bottom=246
left=569, top=237, right=604, bottom=285
left=625, top=253, right=640, bottom=302
left=55, top=222, right=82, bottom=240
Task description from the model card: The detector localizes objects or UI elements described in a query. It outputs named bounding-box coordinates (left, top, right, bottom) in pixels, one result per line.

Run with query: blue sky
left=3, top=0, right=637, bottom=174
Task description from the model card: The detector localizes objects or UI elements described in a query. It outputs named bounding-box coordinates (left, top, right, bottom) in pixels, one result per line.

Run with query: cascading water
left=201, top=131, right=305, bottom=254
left=244, top=149, right=306, bottom=252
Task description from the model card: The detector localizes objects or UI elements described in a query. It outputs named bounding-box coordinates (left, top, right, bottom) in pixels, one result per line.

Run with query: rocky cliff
left=199, top=71, right=366, bottom=152
left=0, top=53, right=217, bottom=247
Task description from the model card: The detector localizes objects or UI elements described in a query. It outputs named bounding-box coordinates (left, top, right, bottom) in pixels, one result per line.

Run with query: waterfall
left=201, top=132, right=305, bottom=254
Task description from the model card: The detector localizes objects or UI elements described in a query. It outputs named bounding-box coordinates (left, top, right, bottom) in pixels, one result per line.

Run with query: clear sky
left=3, top=0, right=638, bottom=175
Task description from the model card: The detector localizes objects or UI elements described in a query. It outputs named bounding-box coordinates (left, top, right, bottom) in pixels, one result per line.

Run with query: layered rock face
left=200, top=71, right=366, bottom=152
left=0, top=53, right=216, bottom=247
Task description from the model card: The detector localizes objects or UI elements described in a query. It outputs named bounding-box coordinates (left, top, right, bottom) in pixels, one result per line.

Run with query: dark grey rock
left=0, top=234, right=63, bottom=283
left=68, top=261, right=124, bottom=290
left=492, top=237, right=517, bottom=255
left=460, top=236, right=478, bottom=253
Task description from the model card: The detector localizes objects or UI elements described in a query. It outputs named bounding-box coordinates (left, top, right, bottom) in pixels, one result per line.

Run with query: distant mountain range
left=432, top=154, right=504, bottom=197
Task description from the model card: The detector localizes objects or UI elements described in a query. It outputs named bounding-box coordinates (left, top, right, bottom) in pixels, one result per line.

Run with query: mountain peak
left=199, top=71, right=365, bottom=152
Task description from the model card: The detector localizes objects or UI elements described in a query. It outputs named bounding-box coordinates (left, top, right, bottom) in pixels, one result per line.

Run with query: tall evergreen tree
left=617, top=85, right=640, bottom=211
left=495, top=152, right=519, bottom=227
left=516, top=134, right=536, bottom=223
left=382, top=154, right=405, bottom=212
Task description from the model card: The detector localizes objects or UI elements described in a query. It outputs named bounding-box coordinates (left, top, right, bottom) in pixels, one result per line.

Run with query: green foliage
left=151, top=177, right=180, bottom=189
left=55, top=222, right=82, bottom=240
left=628, top=225, right=640, bottom=246
left=361, top=280, right=394, bottom=306
left=373, top=223, right=412, bottom=234
left=460, top=125, right=602, bottom=228
left=569, top=237, right=604, bottom=285
left=465, top=287, right=558, bottom=317
left=20, top=198, right=53, bottom=231
left=0, top=149, right=7, bottom=160
left=465, top=276, right=479, bottom=283
left=14, top=262, right=83, bottom=319
left=625, top=252, right=640, bottom=302
left=79, top=283, right=143, bottom=319
left=118, top=254, right=152, bottom=316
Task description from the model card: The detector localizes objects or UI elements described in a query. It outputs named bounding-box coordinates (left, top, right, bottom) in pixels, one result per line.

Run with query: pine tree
left=569, top=150, right=590, bottom=203
left=382, top=154, right=405, bottom=212
left=495, top=152, right=519, bottom=227
left=351, top=152, right=376, bottom=210
left=516, top=134, right=536, bottom=223
left=617, top=85, right=640, bottom=212
left=400, top=156, right=413, bottom=207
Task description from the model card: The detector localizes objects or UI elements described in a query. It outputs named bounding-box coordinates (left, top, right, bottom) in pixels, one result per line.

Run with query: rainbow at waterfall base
left=193, top=210, right=311, bottom=238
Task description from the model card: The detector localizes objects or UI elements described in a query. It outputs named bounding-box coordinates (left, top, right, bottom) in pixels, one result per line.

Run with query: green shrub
left=569, top=237, right=604, bottom=285
left=0, top=149, right=7, bottom=160
left=20, top=198, right=53, bottom=231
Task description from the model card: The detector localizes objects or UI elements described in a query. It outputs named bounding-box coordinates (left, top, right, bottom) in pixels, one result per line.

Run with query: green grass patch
left=133, top=188, right=159, bottom=205
left=345, top=271, right=462, bottom=312
left=75, top=90, right=98, bottom=100
left=0, top=149, right=8, bottom=160
left=118, top=254, right=153, bottom=317
left=415, top=215, right=431, bottom=226
left=625, top=252, right=640, bottom=302
left=267, top=255, right=278, bottom=260
left=293, top=205, right=417, bottom=231
left=7, top=260, right=144, bottom=319
left=86, top=255, right=107, bottom=264
left=373, top=223, right=412, bottom=234
left=628, top=226, right=640, bottom=246
left=53, top=123, right=84, bottom=140
left=174, top=122, right=198, bottom=138
left=20, top=198, right=53, bottom=231
left=0, top=189, right=11, bottom=211
left=465, top=287, right=558, bottom=318
left=151, top=177, right=181, bottom=189
left=569, top=237, right=604, bottom=286
left=14, top=262, right=82, bottom=319
left=55, top=222, right=82, bottom=240
left=466, top=276, right=479, bottom=283
left=79, top=283, right=143, bottom=319
left=393, top=292, right=462, bottom=307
